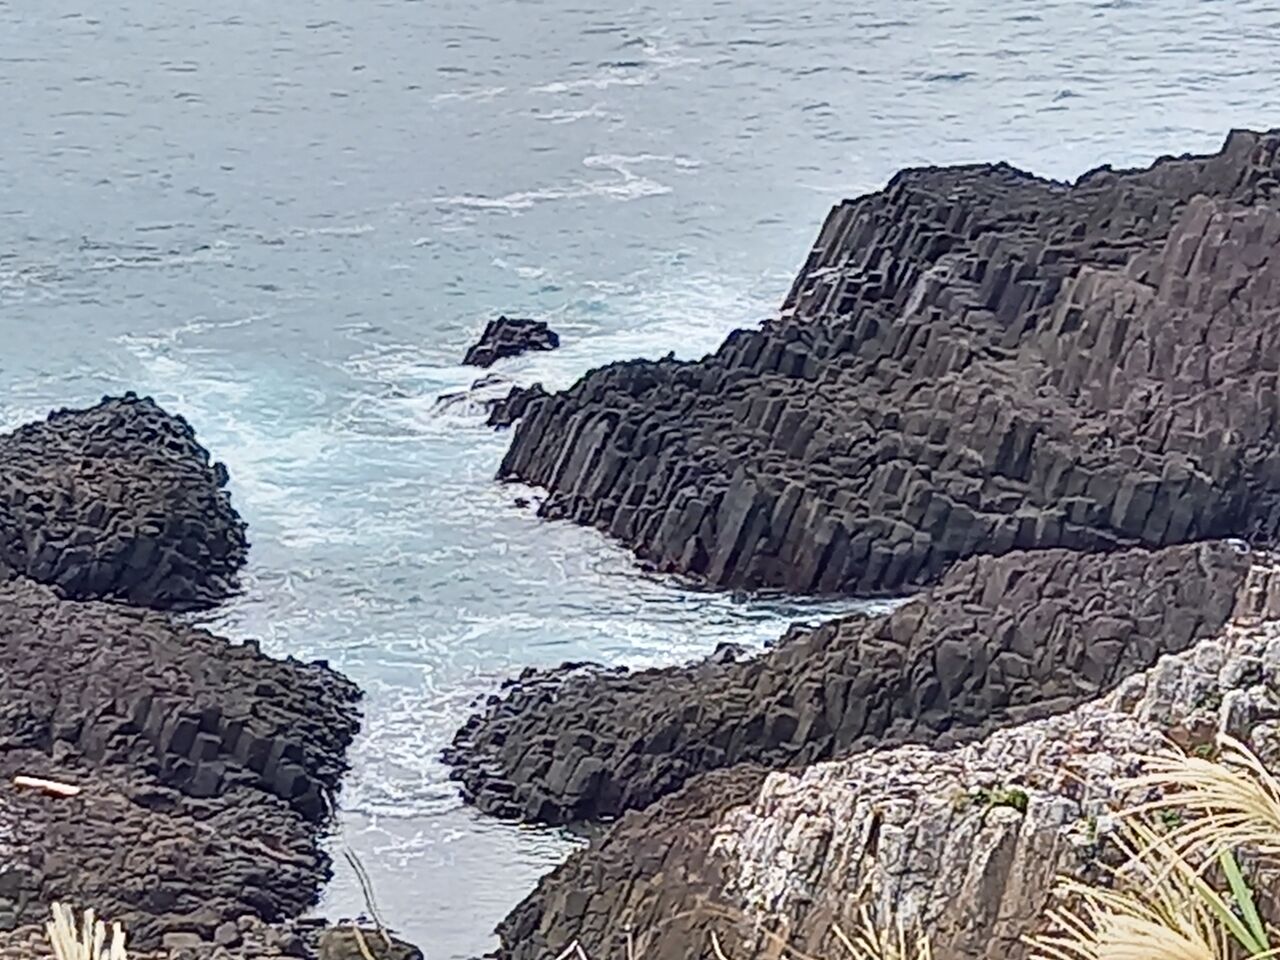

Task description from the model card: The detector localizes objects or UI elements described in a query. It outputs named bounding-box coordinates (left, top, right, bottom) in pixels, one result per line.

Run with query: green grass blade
left=1220, top=848, right=1271, bottom=950
left=1187, top=866, right=1266, bottom=954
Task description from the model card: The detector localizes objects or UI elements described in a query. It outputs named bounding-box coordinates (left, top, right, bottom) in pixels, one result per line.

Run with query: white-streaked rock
left=711, top=559, right=1280, bottom=959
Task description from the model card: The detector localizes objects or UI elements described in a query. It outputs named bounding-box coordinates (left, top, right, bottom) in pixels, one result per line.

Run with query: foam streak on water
left=3, top=0, right=1280, bottom=955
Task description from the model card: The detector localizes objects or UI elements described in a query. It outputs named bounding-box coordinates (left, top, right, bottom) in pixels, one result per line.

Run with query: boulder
left=0, top=393, right=247, bottom=610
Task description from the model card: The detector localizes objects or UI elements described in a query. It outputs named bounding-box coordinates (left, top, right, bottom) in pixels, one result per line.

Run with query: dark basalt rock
left=486, top=383, right=550, bottom=428
left=447, top=540, right=1248, bottom=825
left=464, top=317, right=560, bottom=368
left=497, top=130, right=1280, bottom=596
left=0, top=576, right=362, bottom=949
left=0, top=393, right=248, bottom=610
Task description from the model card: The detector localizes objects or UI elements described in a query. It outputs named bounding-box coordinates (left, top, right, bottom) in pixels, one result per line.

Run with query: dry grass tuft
left=45, top=903, right=127, bottom=960
left=1125, top=734, right=1280, bottom=863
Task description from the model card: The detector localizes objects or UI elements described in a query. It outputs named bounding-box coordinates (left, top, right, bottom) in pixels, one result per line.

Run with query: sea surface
left=2, top=1, right=1279, bottom=955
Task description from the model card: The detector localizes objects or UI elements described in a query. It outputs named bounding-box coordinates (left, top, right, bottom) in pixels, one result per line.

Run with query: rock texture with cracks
left=448, top=541, right=1248, bottom=824
left=451, top=130, right=1280, bottom=960
left=0, top=393, right=247, bottom=610
left=0, top=396, right=384, bottom=960
left=490, top=556, right=1280, bottom=960
left=500, top=130, right=1280, bottom=596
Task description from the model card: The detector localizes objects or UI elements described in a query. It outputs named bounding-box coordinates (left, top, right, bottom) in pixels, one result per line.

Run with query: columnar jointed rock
left=0, top=577, right=362, bottom=947
left=487, top=555, right=1280, bottom=960
left=464, top=317, right=560, bottom=367
left=487, top=383, right=550, bottom=428
left=0, top=396, right=385, bottom=958
left=0, top=393, right=248, bottom=610
left=499, top=130, right=1280, bottom=595
left=446, top=540, right=1248, bottom=824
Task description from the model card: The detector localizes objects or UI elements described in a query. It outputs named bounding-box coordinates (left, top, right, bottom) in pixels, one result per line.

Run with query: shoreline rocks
left=0, top=393, right=248, bottom=611
left=486, top=555, right=1280, bottom=960
left=450, top=129, right=1280, bottom=958
left=496, top=130, right=1280, bottom=596
left=0, top=396, right=394, bottom=960
left=446, top=541, right=1247, bottom=824
left=464, top=317, right=560, bottom=368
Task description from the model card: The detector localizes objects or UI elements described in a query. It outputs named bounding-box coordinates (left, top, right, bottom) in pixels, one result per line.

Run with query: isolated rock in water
left=498, top=130, right=1280, bottom=595
left=463, top=316, right=560, bottom=367
left=488, top=555, right=1280, bottom=960
left=0, top=393, right=248, bottom=610
left=486, top=382, right=550, bottom=428
left=446, top=540, right=1247, bottom=824
left=0, top=575, right=362, bottom=948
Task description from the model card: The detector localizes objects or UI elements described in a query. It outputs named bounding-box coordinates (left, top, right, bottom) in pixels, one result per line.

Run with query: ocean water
left=3, top=0, right=1279, bottom=955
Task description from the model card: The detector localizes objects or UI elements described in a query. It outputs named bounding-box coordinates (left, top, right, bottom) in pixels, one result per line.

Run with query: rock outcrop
left=447, top=540, right=1248, bottom=824
left=0, top=393, right=247, bottom=610
left=0, top=396, right=378, bottom=959
left=464, top=317, right=560, bottom=368
left=487, top=554, right=1280, bottom=960
left=487, top=383, right=550, bottom=429
left=498, top=130, right=1280, bottom=595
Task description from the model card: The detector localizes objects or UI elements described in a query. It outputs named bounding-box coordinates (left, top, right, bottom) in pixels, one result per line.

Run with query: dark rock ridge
left=487, top=383, right=550, bottom=428
left=0, top=570, right=361, bottom=950
left=498, top=130, right=1280, bottom=595
left=447, top=540, right=1247, bottom=824
left=0, top=393, right=248, bottom=610
left=464, top=316, right=560, bottom=367
left=0, top=397, right=376, bottom=958
left=475, top=541, right=1254, bottom=960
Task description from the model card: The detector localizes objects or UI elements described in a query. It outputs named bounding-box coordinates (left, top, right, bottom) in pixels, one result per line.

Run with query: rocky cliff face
left=498, top=131, right=1280, bottom=596
left=491, top=556, right=1280, bottom=960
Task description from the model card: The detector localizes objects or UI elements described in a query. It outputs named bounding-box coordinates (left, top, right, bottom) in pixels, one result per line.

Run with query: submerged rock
left=463, top=316, right=560, bottom=367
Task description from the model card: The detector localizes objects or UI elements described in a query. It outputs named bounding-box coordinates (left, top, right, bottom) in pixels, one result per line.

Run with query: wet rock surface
left=447, top=540, right=1248, bottom=824
left=488, top=557, right=1280, bottom=960
left=499, top=130, right=1280, bottom=596
left=463, top=316, right=560, bottom=368
left=0, top=393, right=248, bottom=611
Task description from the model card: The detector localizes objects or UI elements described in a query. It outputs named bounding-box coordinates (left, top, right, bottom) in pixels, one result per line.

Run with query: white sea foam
left=290, top=223, right=376, bottom=237
left=432, top=152, right=699, bottom=212
left=430, top=85, right=508, bottom=104
left=532, top=104, right=614, bottom=124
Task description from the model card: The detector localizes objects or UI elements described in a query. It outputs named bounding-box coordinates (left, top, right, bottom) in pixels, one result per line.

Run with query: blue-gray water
left=2, top=1, right=1279, bottom=956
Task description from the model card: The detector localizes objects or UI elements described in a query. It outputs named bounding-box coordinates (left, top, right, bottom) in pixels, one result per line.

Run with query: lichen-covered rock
left=464, top=317, right=560, bottom=367
left=0, top=393, right=247, bottom=610
left=488, top=557, right=1280, bottom=960
left=499, top=130, right=1280, bottom=595
left=447, top=540, right=1248, bottom=824
left=0, top=577, right=361, bottom=950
